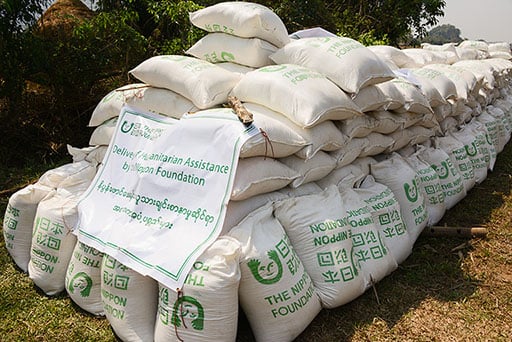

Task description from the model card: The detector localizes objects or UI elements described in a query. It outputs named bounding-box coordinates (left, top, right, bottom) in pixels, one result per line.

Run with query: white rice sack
left=401, top=48, right=445, bottom=68
left=101, top=254, right=158, bottom=342
left=354, top=176, right=413, bottom=264
left=459, top=40, right=489, bottom=52
left=489, top=51, right=512, bottom=60
left=456, top=47, right=479, bottom=60
left=450, top=127, right=489, bottom=184
left=280, top=151, right=337, bottom=188
left=88, top=84, right=197, bottom=127
left=231, top=157, right=299, bottom=201
left=422, top=43, right=460, bottom=64
left=28, top=189, right=79, bottom=296
left=273, top=185, right=366, bottom=309
left=65, top=242, right=104, bottom=315
left=240, top=103, right=308, bottom=158
left=416, top=145, right=466, bottom=210
left=435, top=135, right=476, bottom=193
left=270, top=36, right=395, bottom=94
left=359, top=133, right=394, bottom=157
left=367, top=45, right=415, bottom=69
left=231, top=64, right=362, bottom=128
left=186, top=32, right=277, bottom=68
left=335, top=114, right=376, bottom=139
left=328, top=138, right=369, bottom=168
left=488, top=42, right=511, bottom=54
left=67, top=145, right=107, bottom=166
left=89, top=117, right=116, bottom=146
left=222, top=191, right=287, bottom=235
left=368, top=110, right=403, bottom=134
left=403, top=153, right=446, bottom=226
left=410, top=67, right=458, bottom=102
left=477, top=110, right=500, bottom=161
left=189, top=2, right=290, bottom=48
left=399, top=69, right=447, bottom=107
left=423, top=64, right=478, bottom=101
left=154, top=236, right=241, bottom=342
left=37, top=160, right=94, bottom=189
left=453, top=60, right=497, bottom=91
left=467, top=119, right=496, bottom=171
left=370, top=153, right=428, bottom=243
left=408, top=126, right=435, bottom=146
left=228, top=204, right=322, bottom=342
left=339, top=186, right=398, bottom=285
left=129, top=55, right=240, bottom=109
left=388, top=129, right=413, bottom=152
left=294, top=120, right=348, bottom=160
left=316, top=162, right=364, bottom=190
left=352, top=81, right=404, bottom=112
left=483, top=108, right=507, bottom=153
left=3, top=184, right=53, bottom=272
left=487, top=105, right=512, bottom=148
left=390, top=77, right=433, bottom=115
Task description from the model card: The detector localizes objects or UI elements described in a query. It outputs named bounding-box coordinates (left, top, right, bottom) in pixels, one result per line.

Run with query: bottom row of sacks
left=61, top=161, right=441, bottom=342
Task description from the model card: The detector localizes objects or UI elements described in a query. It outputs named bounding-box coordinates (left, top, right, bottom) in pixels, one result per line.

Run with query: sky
left=436, top=0, right=512, bottom=43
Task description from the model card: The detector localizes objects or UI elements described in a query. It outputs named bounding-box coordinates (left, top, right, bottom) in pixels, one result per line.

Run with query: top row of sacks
left=186, top=2, right=396, bottom=95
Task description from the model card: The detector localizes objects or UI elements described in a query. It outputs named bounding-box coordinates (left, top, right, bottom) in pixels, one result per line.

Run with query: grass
left=1, top=143, right=512, bottom=341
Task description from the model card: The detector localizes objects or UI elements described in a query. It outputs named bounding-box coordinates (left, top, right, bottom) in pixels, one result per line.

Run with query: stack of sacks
left=5, top=1, right=512, bottom=340
left=187, top=1, right=290, bottom=70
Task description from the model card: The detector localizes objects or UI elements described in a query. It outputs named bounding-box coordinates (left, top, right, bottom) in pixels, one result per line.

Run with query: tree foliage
left=423, top=24, right=463, bottom=45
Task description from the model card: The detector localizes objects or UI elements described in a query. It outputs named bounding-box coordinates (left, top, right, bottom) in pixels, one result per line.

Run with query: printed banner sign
left=77, top=106, right=257, bottom=289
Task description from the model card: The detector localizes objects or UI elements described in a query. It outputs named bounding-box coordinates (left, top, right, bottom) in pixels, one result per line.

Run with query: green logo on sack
left=220, top=51, right=235, bottom=62
left=404, top=179, right=419, bottom=203
left=171, top=295, right=204, bottom=331
left=247, top=249, right=283, bottom=285
left=465, top=142, right=478, bottom=157
left=485, top=133, right=493, bottom=146
left=259, top=65, right=288, bottom=73
left=68, top=272, right=93, bottom=297
left=432, top=161, right=450, bottom=179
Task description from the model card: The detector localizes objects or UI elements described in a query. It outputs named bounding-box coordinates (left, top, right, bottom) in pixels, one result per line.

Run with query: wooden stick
left=421, top=226, right=487, bottom=238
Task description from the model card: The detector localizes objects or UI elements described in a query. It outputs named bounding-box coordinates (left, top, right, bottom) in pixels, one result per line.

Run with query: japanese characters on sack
left=3, top=184, right=54, bottom=273
left=354, top=175, right=413, bottom=264
left=338, top=186, right=398, bottom=286
left=3, top=159, right=98, bottom=273
left=416, top=145, right=467, bottom=210
left=186, top=33, right=278, bottom=68
left=228, top=204, right=322, bottom=342
left=154, top=236, right=241, bottom=342
left=65, top=241, right=104, bottom=315
left=270, top=36, right=395, bottom=94
left=28, top=189, right=79, bottom=296
left=230, top=64, right=362, bottom=128
left=273, top=185, right=366, bottom=309
left=403, top=153, right=446, bottom=227
left=129, top=55, right=240, bottom=109
left=88, top=83, right=197, bottom=127
left=101, top=254, right=158, bottom=342
left=370, top=153, right=428, bottom=243
left=189, top=1, right=290, bottom=48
